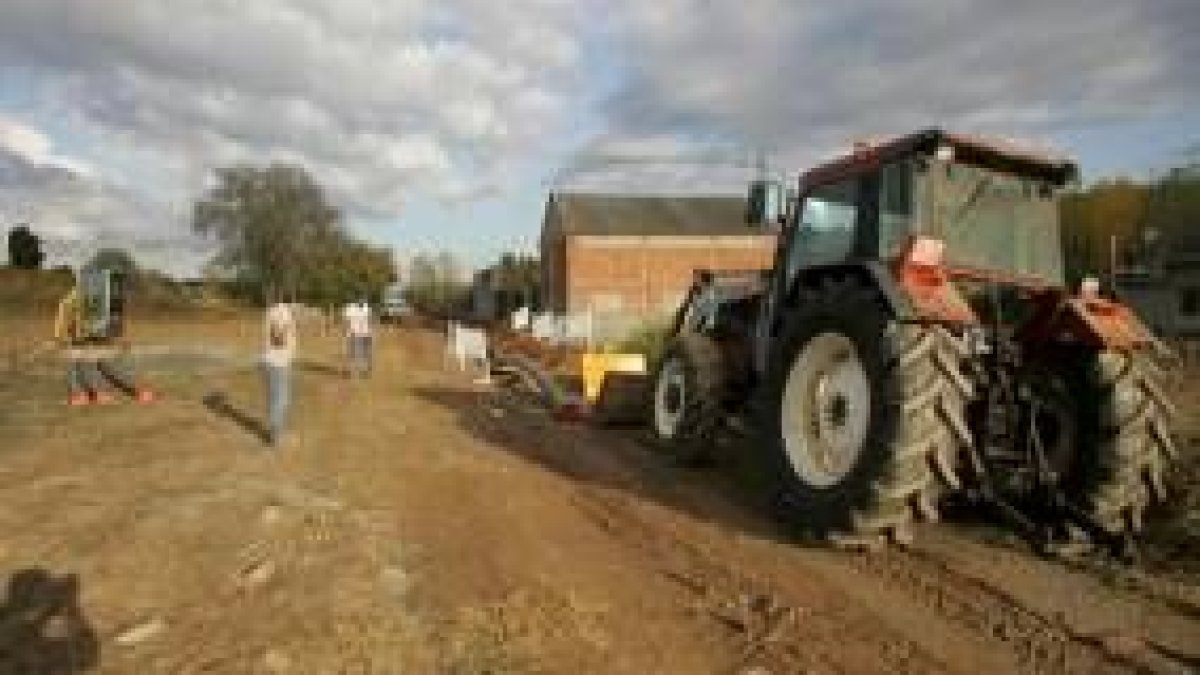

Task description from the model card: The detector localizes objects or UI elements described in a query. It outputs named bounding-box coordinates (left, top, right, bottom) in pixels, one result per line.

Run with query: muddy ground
left=1, top=313, right=1198, bottom=674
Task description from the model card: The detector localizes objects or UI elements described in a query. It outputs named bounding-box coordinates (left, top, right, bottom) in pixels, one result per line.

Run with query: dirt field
left=2, top=313, right=1199, bottom=674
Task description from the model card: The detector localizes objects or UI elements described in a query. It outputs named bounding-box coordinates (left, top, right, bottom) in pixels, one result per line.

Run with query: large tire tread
left=1081, top=349, right=1176, bottom=536
left=650, top=332, right=726, bottom=466
left=763, top=277, right=971, bottom=546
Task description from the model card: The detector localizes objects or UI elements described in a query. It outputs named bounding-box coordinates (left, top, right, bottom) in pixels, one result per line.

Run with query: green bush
left=609, top=319, right=672, bottom=363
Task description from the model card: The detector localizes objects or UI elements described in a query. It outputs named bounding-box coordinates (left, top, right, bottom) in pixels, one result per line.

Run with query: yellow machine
left=580, top=351, right=648, bottom=425
left=580, top=352, right=646, bottom=403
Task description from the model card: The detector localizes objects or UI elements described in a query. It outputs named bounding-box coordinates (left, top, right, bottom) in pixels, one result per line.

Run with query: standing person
left=343, top=299, right=373, bottom=378
left=263, top=296, right=296, bottom=446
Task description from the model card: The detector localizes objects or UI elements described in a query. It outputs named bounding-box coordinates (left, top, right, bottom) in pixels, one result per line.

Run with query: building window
left=1180, top=287, right=1200, bottom=317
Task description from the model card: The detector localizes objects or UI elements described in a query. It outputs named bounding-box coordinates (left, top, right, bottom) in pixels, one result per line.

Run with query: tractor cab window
left=786, top=177, right=858, bottom=278
left=878, top=161, right=914, bottom=257
left=927, top=161, right=1065, bottom=283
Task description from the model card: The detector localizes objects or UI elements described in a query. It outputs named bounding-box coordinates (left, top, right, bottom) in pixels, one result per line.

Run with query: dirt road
left=1, top=316, right=1197, bottom=673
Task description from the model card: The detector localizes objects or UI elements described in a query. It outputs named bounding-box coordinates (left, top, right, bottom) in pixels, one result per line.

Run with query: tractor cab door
left=752, top=161, right=915, bottom=375
left=782, top=175, right=868, bottom=277
left=778, top=160, right=915, bottom=279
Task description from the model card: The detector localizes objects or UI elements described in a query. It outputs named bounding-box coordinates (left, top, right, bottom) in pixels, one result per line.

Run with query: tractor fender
left=788, top=261, right=976, bottom=323
left=1020, top=292, right=1155, bottom=350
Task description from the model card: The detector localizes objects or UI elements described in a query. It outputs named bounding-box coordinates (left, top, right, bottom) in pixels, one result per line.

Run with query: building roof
left=545, top=192, right=758, bottom=238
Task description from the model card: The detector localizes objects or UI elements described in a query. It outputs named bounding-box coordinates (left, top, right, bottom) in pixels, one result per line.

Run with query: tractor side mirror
left=745, top=179, right=782, bottom=227
left=781, top=188, right=798, bottom=227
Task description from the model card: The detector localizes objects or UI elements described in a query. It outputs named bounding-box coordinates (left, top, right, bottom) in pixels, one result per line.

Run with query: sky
left=0, top=0, right=1197, bottom=277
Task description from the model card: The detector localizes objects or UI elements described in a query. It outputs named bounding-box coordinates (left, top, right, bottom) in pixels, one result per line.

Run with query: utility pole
left=1109, top=234, right=1118, bottom=292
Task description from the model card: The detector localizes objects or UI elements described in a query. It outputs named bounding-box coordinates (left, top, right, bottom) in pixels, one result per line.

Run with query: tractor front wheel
left=649, top=332, right=726, bottom=466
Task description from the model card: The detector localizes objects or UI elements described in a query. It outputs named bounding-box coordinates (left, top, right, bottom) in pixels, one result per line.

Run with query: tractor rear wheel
left=650, top=332, right=726, bottom=466
left=758, top=277, right=972, bottom=546
left=1075, top=348, right=1177, bottom=537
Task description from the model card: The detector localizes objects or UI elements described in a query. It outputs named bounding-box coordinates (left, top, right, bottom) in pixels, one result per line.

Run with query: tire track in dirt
left=891, top=529, right=1200, bottom=673
left=570, top=485, right=948, bottom=674
left=476, top=377, right=1200, bottom=674
left=623, top=430, right=1198, bottom=671
left=847, top=546, right=1119, bottom=674
left=457, top=383, right=948, bottom=671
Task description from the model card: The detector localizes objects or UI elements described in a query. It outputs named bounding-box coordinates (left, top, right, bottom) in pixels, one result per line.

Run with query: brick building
left=540, top=192, right=776, bottom=337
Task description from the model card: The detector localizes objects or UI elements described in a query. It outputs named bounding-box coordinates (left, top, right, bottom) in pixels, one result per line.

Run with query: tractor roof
left=801, top=128, right=1079, bottom=189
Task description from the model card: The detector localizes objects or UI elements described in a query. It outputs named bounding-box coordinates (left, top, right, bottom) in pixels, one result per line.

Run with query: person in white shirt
left=343, top=300, right=373, bottom=378
left=263, top=298, right=296, bottom=446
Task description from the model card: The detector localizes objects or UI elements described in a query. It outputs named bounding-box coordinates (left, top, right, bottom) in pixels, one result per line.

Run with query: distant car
left=379, top=292, right=412, bottom=323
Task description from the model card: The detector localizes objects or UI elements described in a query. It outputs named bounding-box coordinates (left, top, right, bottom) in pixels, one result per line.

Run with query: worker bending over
left=54, top=269, right=154, bottom=406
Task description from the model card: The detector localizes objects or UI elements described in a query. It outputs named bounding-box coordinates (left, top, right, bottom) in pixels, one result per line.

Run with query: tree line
left=1062, top=162, right=1200, bottom=280
left=403, top=250, right=540, bottom=318
left=14, top=157, right=1193, bottom=311
left=5, top=163, right=534, bottom=315
left=193, top=164, right=395, bottom=306
left=4, top=165, right=398, bottom=308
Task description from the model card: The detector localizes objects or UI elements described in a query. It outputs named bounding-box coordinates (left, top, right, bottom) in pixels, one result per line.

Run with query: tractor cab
left=752, top=129, right=1077, bottom=292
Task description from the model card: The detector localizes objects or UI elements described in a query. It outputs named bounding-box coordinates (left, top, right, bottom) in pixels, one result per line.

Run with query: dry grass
left=0, top=268, right=72, bottom=313
left=0, top=311, right=436, bottom=672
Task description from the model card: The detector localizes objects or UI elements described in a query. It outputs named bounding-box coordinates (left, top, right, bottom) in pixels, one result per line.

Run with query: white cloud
left=0, top=0, right=590, bottom=218
left=556, top=133, right=758, bottom=193
left=1, top=0, right=1197, bottom=267
left=603, top=0, right=1200, bottom=169
left=0, top=114, right=92, bottom=176
left=0, top=140, right=209, bottom=274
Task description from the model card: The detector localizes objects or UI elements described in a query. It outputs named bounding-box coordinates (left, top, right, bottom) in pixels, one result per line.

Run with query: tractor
left=649, top=129, right=1177, bottom=554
